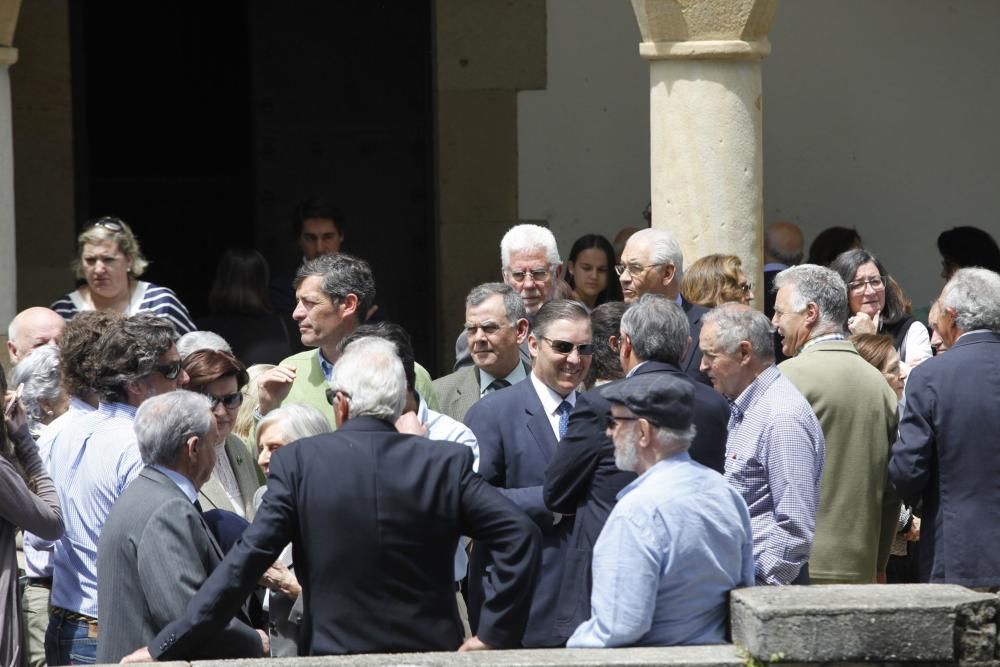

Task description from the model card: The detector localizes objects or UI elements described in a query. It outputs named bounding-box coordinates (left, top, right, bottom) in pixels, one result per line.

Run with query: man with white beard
left=567, top=373, right=754, bottom=648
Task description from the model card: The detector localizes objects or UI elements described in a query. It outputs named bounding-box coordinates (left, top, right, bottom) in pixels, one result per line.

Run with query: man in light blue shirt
left=568, top=373, right=754, bottom=648
left=46, top=314, right=189, bottom=665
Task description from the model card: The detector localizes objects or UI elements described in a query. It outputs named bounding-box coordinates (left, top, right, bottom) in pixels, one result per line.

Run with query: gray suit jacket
left=198, top=433, right=263, bottom=519
left=433, top=361, right=531, bottom=423
left=96, top=466, right=261, bottom=662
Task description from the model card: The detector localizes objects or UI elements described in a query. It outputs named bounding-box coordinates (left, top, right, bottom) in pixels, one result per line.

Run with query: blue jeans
left=45, top=613, right=97, bottom=666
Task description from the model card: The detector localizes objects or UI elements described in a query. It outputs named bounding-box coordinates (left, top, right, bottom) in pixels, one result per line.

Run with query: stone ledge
left=731, top=584, right=999, bottom=664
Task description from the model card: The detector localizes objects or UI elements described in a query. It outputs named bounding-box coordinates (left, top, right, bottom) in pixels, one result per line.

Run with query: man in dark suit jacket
left=543, top=294, right=729, bottom=639
left=890, top=268, right=1000, bottom=586
left=126, top=337, right=540, bottom=662
left=617, top=228, right=709, bottom=383
left=97, top=391, right=263, bottom=663
left=464, top=300, right=592, bottom=648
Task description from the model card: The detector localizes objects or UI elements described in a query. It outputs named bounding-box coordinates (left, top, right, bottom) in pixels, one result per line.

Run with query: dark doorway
left=71, top=1, right=437, bottom=368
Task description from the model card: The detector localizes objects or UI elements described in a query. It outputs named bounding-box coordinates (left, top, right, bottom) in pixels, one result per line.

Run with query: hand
left=257, top=629, right=271, bottom=655
left=847, top=312, right=877, bottom=335
left=256, top=366, right=297, bottom=416
left=457, top=635, right=493, bottom=652
left=120, top=647, right=154, bottom=663
left=394, top=411, right=427, bottom=437
left=905, top=516, right=921, bottom=542
left=3, top=389, right=27, bottom=434
left=259, top=559, right=301, bottom=598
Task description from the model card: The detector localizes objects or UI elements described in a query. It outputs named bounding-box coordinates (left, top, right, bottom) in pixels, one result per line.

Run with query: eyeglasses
left=206, top=392, right=243, bottom=410
left=465, top=322, right=509, bottom=336
left=739, top=282, right=753, bottom=294
left=506, top=268, right=551, bottom=284
left=847, top=276, right=886, bottom=292
left=325, top=387, right=352, bottom=405
left=542, top=337, right=595, bottom=356
left=614, top=262, right=665, bottom=277
left=153, top=360, right=182, bottom=380
left=606, top=415, right=640, bottom=429
left=89, top=216, right=124, bottom=233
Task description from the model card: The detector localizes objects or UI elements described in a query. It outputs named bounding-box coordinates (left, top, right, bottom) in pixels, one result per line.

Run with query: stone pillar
left=631, top=0, right=777, bottom=306
left=0, top=0, right=19, bottom=338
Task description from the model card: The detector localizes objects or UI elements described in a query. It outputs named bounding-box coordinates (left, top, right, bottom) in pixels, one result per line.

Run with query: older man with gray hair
left=772, top=265, right=898, bottom=584
left=97, top=391, right=264, bottom=662
left=699, top=303, right=825, bottom=585
left=890, top=268, right=1000, bottom=586
left=128, top=336, right=540, bottom=661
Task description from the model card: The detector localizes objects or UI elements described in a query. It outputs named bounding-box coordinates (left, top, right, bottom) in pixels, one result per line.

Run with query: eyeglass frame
left=605, top=415, right=641, bottom=430
left=205, top=391, right=243, bottom=410
left=541, top=336, right=595, bottom=356
left=847, top=275, right=887, bottom=292
left=325, top=387, right=352, bottom=406
left=504, top=266, right=553, bottom=284
left=88, top=216, right=125, bottom=233
left=153, top=360, right=182, bottom=381
left=614, top=261, right=666, bottom=277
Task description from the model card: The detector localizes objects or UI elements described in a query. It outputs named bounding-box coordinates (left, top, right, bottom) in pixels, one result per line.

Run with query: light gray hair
left=466, top=282, right=527, bottom=323
left=627, top=228, right=685, bottom=282
left=10, top=344, right=64, bottom=434
left=941, top=268, right=1000, bottom=332
left=255, top=403, right=331, bottom=446
left=773, top=264, right=848, bottom=330
left=619, top=294, right=689, bottom=365
left=329, top=337, right=406, bottom=422
left=703, top=303, right=775, bottom=361
left=295, top=252, right=377, bottom=325
left=650, top=423, right=697, bottom=457
left=176, top=330, right=233, bottom=361
left=500, top=224, right=561, bottom=269
left=134, top=391, right=214, bottom=467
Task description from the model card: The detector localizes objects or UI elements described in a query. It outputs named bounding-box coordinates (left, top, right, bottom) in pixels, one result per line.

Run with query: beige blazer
left=197, top=433, right=263, bottom=519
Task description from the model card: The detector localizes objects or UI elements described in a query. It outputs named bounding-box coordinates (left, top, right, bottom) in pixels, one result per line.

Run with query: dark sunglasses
left=89, top=216, right=124, bottom=233
left=325, top=387, right=352, bottom=405
left=543, top=337, right=595, bottom=356
left=207, top=392, right=243, bottom=410
left=153, top=360, right=182, bottom=380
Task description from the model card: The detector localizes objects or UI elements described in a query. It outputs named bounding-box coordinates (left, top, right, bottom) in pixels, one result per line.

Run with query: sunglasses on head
left=89, top=216, right=124, bottom=233
left=542, top=337, right=595, bottom=356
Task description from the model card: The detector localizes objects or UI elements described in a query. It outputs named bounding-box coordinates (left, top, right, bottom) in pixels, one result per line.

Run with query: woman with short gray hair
left=10, top=344, right=69, bottom=438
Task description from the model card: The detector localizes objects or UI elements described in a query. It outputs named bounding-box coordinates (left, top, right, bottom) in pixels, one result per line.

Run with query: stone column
left=0, top=0, right=20, bottom=340
left=631, top=0, right=777, bottom=307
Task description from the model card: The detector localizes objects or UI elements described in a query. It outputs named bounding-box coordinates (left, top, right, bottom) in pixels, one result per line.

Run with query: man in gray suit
left=96, top=391, right=265, bottom=663
left=434, top=283, right=530, bottom=422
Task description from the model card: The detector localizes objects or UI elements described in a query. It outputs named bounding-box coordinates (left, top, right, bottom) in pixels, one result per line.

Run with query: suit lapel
left=523, top=381, right=560, bottom=461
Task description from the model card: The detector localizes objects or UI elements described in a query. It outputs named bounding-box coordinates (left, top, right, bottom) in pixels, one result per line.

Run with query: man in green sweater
left=772, top=264, right=899, bottom=584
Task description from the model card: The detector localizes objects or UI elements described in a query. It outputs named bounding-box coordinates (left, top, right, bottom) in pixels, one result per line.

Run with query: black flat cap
left=600, top=373, right=695, bottom=430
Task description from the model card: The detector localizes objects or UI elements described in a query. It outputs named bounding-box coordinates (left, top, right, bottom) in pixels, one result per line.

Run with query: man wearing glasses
left=46, top=314, right=188, bottom=665
left=453, top=224, right=561, bottom=370
left=617, top=228, right=708, bottom=382
left=465, top=299, right=592, bottom=648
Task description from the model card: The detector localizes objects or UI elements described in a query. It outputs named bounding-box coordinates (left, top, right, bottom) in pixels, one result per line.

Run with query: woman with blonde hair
left=50, top=216, right=195, bottom=334
left=680, top=254, right=754, bottom=307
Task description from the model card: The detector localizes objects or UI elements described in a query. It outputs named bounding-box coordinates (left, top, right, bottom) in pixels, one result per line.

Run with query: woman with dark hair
left=583, top=301, right=629, bottom=390
left=807, top=226, right=862, bottom=266
left=1, top=370, right=64, bottom=666
left=196, top=248, right=294, bottom=365
left=831, top=249, right=932, bottom=371
left=50, top=216, right=195, bottom=333
left=183, top=348, right=263, bottom=519
left=565, top=234, right=623, bottom=310
left=937, top=226, right=1000, bottom=279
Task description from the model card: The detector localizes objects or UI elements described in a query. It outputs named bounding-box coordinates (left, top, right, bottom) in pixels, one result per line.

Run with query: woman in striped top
left=50, top=216, right=195, bottom=334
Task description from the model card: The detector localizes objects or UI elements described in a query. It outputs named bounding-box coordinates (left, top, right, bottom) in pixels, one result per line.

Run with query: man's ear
left=553, top=263, right=563, bottom=280
left=515, top=318, right=530, bottom=345
left=125, top=379, right=147, bottom=406
left=661, top=263, right=676, bottom=287
left=803, top=301, right=820, bottom=328
left=332, top=391, right=350, bottom=428
left=738, top=340, right=754, bottom=366
left=637, top=419, right=653, bottom=448
left=339, top=293, right=360, bottom=318
left=527, top=333, right=540, bottom=361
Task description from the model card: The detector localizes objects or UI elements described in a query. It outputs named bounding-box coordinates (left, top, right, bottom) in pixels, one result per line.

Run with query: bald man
left=763, top=221, right=804, bottom=320
left=7, top=307, right=65, bottom=365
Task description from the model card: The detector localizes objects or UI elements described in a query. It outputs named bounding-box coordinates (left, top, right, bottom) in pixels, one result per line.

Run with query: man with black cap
left=566, top=373, right=754, bottom=648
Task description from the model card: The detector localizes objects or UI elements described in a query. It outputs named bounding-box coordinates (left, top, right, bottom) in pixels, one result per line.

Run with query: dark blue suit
left=682, top=299, right=711, bottom=385
left=464, top=378, right=574, bottom=648
left=890, top=330, right=1000, bottom=586
left=542, top=360, right=730, bottom=638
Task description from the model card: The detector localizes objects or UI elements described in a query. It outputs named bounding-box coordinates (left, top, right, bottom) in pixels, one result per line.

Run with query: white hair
left=773, top=264, right=849, bottom=330
left=500, top=224, right=561, bottom=269
left=176, top=330, right=232, bottom=361
left=256, top=403, right=331, bottom=446
left=941, top=268, right=1000, bottom=332
left=134, top=391, right=214, bottom=467
left=627, top=228, right=685, bottom=281
left=329, top=337, right=406, bottom=422
left=10, top=343, right=64, bottom=434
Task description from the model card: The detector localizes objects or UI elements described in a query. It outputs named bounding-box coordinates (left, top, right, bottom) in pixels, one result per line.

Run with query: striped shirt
left=48, top=402, right=144, bottom=618
left=51, top=280, right=195, bottom=334
left=724, top=365, right=826, bottom=585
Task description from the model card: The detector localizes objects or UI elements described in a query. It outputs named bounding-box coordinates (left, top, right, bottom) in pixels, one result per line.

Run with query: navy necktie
left=557, top=400, right=573, bottom=440
left=487, top=378, right=511, bottom=393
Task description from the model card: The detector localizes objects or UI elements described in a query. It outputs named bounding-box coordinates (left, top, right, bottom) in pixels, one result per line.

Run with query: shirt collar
left=317, top=348, right=335, bottom=382
left=69, top=395, right=97, bottom=413
left=728, top=365, right=780, bottom=424
left=97, top=401, right=138, bottom=418
left=478, top=361, right=528, bottom=395
left=529, top=372, right=576, bottom=416
left=625, top=360, right=648, bottom=378
left=801, top=332, right=845, bottom=352
left=616, top=451, right=692, bottom=501
left=151, top=464, right=198, bottom=503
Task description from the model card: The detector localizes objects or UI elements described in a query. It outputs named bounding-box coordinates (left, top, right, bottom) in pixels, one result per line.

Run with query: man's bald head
left=765, top=221, right=804, bottom=266
left=7, top=307, right=65, bottom=365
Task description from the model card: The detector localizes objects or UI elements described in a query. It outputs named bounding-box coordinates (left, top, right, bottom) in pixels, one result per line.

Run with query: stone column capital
left=631, top=0, right=778, bottom=61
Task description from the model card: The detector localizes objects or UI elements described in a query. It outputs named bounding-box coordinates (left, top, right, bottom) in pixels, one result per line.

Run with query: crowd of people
left=2, top=206, right=1000, bottom=665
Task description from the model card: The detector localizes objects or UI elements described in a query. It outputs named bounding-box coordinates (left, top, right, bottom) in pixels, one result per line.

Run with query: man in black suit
left=97, top=391, right=263, bottom=663
left=890, top=267, right=1000, bottom=586
left=616, top=228, right=709, bottom=383
left=543, top=294, right=729, bottom=640
left=125, top=337, right=540, bottom=661
left=464, top=299, right=592, bottom=648
left=763, top=221, right=804, bottom=363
